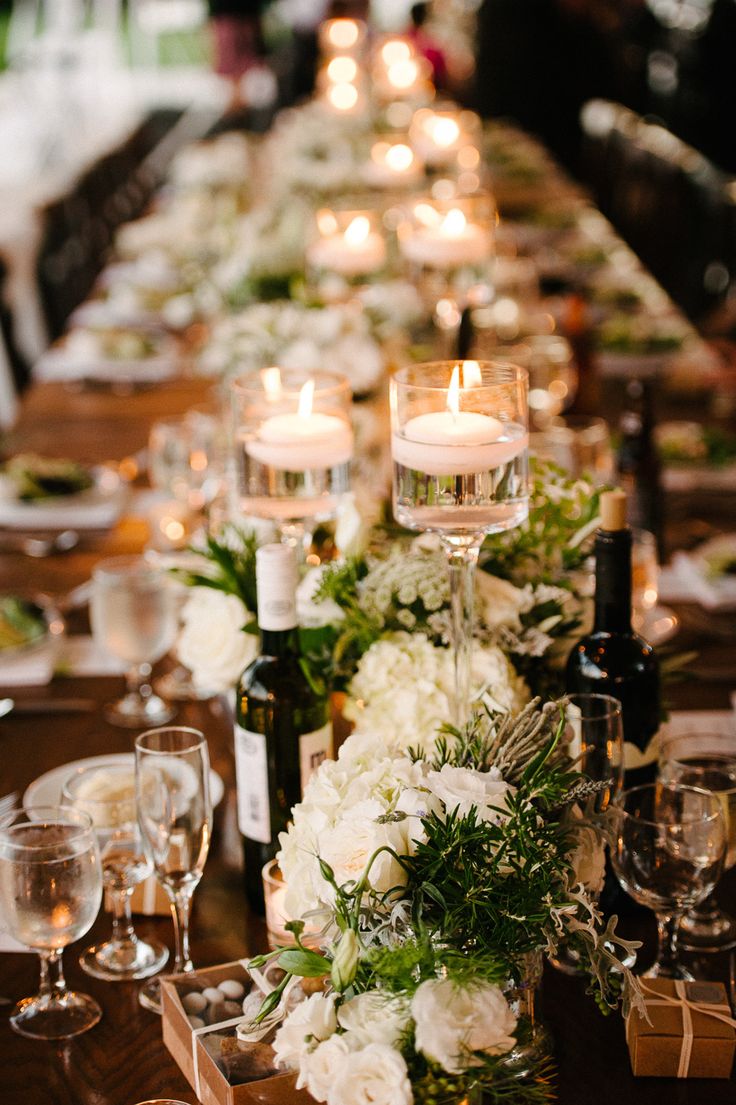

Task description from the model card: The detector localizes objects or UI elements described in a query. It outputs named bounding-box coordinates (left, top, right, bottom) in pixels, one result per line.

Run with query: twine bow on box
left=631, top=979, right=736, bottom=1078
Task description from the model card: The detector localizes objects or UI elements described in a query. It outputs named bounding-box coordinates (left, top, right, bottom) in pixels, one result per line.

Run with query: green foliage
left=173, top=527, right=258, bottom=612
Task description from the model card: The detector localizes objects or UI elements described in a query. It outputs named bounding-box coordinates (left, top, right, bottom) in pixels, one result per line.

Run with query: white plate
left=0, top=466, right=125, bottom=530
left=23, top=753, right=225, bottom=811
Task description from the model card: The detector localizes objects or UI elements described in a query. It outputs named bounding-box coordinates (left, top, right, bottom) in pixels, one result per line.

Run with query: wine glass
left=611, top=782, right=726, bottom=979
left=135, top=726, right=212, bottom=1013
left=62, top=761, right=169, bottom=981
left=0, top=806, right=103, bottom=1039
left=391, top=360, right=528, bottom=723
left=148, top=410, right=225, bottom=516
left=90, top=555, right=179, bottom=728
left=659, top=731, right=736, bottom=951
left=551, top=693, right=627, bottom=975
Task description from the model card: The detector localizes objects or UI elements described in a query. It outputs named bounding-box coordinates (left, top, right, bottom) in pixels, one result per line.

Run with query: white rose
left=337, top=991, right=410, bottom=1049
left=297, top=1035, right=354, bottom=1100
left=296, top=566, right=344, bottom=629
left=411, top=979, right=517, bottom=1074
left=273, top=992, right=338, bottom=1070
left=476, top=571, right=525, bottom=631
left=318, top=799, right=412, bottom=896
left=335, top=494, right=370, bottom=559
left=176, top=588, right=257, bottom=694
left=327, top=1043, right=413, bottom=1105
left=427, top=763, right=515, bottom=826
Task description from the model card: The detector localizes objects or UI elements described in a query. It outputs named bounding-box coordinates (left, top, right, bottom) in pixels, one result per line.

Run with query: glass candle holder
left=306, top=207, right=387, bottom=298
left=409, top=105, right=482, bottom=171
left=362, top=134, right=425, bottom=191
left=231, top=368, right=353, bottom=553
left=391, top=360, right=528, bottom=721
left=493, top=335, right=577, bottom=429
left=371, top=38, right=433, bottom=105
left=319, top=17, right=367, bottom=58
left=398, top=191, right=495, bottom=316
left=262, top=860, right=323, bottom=950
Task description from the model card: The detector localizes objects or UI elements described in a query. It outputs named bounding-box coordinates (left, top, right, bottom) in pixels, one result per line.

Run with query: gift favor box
left=161, top=960, right=314, bottom=1105
left=626, top=979, right=736, bottom=1079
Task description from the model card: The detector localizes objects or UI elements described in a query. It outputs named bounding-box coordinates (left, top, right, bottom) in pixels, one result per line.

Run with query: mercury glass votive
left=231, top=368, right=353, bottom=553
left=391, top=360, right=529, bottom=722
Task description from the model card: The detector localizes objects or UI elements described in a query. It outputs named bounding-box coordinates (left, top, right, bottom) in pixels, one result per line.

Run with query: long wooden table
left=1, top=372, right=735, bottom=1105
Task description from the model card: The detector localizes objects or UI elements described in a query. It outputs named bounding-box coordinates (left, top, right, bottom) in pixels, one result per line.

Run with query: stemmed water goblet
left=659, top=731, right=736, bottom=951
left=390, top=360, right=528, bottom=723
left=135, top=726, right=212, bottom=1013
left=230, top=368, right=354, bottom=558
left=62, top=760, right=169, bottom=981
left=90, top=555, right=179, bottom=728
left=0, top=806, right=103, bottom=1039
left=611, top=781, right=726, bottom=979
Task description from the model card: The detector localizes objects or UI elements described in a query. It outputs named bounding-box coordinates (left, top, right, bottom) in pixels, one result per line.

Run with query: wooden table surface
left=1, top=371, right=735, bottom=1105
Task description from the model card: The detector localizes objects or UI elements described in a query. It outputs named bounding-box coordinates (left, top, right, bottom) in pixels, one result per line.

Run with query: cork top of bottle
left=600, top=489, right=627, bottom=532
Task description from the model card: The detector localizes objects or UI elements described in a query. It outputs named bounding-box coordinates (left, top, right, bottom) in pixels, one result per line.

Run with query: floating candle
left=401, top=207, right=492, bottom=269
left=363, top=140, right=423, bottom=189
left=246, top=379, right=354, bottom=471
left=308, top=214, right=386, bottom=277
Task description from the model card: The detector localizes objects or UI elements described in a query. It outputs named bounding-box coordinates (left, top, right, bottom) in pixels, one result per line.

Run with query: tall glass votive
left=391, top=360, right=529, bottom=721
left=231, top=368, right=354, bottom=553
left=318, top=17, right=367, bottom=59
left=362, top=134, right=425, bottom=191
left=409, top=105, right=482, bottom=173
left=306, top=207, right=387, bottom=300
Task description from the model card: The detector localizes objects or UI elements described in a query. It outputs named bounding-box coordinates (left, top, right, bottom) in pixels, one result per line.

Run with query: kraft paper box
left=626, top=979, right=736, bottom=1079
left=162, top=961, right=314, bottom=1105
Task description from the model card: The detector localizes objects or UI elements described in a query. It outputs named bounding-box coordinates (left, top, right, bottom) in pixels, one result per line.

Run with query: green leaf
left=277, top=949, right=330, bottom=977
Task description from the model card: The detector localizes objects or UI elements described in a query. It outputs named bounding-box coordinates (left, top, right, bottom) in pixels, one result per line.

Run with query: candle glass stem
left=442, top=534, right=482, bottom=727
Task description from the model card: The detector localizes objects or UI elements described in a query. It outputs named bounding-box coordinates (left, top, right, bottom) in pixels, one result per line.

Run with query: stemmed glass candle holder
left=659, top=732, right=736, bottom=951
left=135, top=726, right=212, bottom=1013
left=306, top=208, right=387, bottom=299
left=391, top=360, right=529, bottom=722
left=362, top=134, right=425, bottom=191
left=409, top=105, right=482, bottom=172
left=62, top=761, right=169, bottom=981
left=0, top=807, right=103, bottom=1039
left=611, top=782, right=726, bottom=979
left=231, top=368, right=353, bottom=553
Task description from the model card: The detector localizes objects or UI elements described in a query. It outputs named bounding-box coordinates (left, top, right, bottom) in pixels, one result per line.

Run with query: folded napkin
left=0, top=644, right=56, bottom=687
left=0, top=636, right=127, bottom=687
left=0, top=468, right=127, bottom=531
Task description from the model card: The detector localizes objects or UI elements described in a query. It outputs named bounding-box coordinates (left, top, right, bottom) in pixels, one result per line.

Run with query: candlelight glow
left=430, top=117, right=460, bottom=148
left=458, top=144, right=480, bottom=169
left=190, top=448, right=207, bottom=473
left=447, top=364, right=461, bottom=417
left=52, top=903, right=73, bottom=930
left=327, top=56, right=358, bottom=83
left=328, top=82, right=359, bottom=111
left=385, top=143, right=414, bottom=171
left=163, top=516, right=186, bottom=542
left=381, top=39, right=411, bottom=66
left=261, top=366, right=283, bottom=399
left=344, top=215, right=370, bottom=246
left=298, top=379, right=315, bottom=419
left=441, top=208, right=467, bottom=237
left=317, top=209, right=339, bottom=236
left=462, top=360, right=482, bottom=388
left=414, top=201, right=441, bottom=227
left=327, top=19, right=359, bottom=50
left=388, top=58, right=419, bottom=90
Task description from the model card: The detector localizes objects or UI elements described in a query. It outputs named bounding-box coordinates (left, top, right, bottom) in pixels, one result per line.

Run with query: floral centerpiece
left=244, top=699, right=640, bottom=1105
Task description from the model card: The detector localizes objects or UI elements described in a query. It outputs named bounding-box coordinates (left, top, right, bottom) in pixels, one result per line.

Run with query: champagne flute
left=611, top=782, right=726, bottom=979
left=62, top=761, right=169, bottom=981
left=91, top=555, right=179, bottom=728
left=135, top=726, right=212, bottom=1013
left=551, top=693, right=626, bottom=975
left=659, top=731, right=736, bottom=951
left=0, top=806, right=103, bottom=1039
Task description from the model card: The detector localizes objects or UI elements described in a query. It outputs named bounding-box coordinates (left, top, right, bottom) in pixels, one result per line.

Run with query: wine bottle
left=234, top=544, right=332, bottom=913
left=565, top=489, right=660, bottom=786
left=616, top=379, right=663, bottom=557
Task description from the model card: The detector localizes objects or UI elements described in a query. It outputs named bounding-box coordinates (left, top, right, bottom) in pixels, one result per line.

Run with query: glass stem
left=168, top=887, right=195, bottom=974
left=442, top=536, right=482, bottom=728
left=38, top=949, right=67, bottom=1000
left=688, top=891, right=720, bottom=925
left=279, top=520, right=311, bottom=562
left=110, top=887, right=137, bottom=948
left=127, top=663, right=152, bottom=702
left=655, top=912, right=682, bottom=976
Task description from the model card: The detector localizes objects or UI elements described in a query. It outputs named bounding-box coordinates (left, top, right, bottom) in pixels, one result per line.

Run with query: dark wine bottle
left=616, top=379, right=663, bottom=557
left=234, top=544, right=332, bottom=914
left=565, top=488, right=660, bottom=787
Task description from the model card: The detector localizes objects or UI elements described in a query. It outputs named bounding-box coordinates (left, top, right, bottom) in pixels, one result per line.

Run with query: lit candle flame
left=298, top=379, right=315, bottom=419
left=317, top=208, right=339, bottom=236
left=414, top=201, right=441, bottom=228
left=462, top=360, right=482, bottom=388
left=381, top=39, right=411, bottom=66
left=447, top=364, right=461, bottom=418
left=345, top=215, right=370, bottom=246
left=327, top=19, right=359, bottom=49
left=385, top=143, right=414, bottom=172
left=430, top=117, right=460, bottom=148
left=261, top=366, right=283, bottom=399
left=388, top=58, right=419, bottom=90
left=440, top=208, right=467, bottom=237
left=328, top=82, right=359, bottom=111
left=327, top=55, right=357, bottom=83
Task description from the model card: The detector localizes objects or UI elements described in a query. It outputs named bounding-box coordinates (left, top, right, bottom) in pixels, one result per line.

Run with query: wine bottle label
left=256, top=544, right=298, bottom=631
left=234, top=725, right=271, bottom=844
left=300, top=723, right=333, bottom=789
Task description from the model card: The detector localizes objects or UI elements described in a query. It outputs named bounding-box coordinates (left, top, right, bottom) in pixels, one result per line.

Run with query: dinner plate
left=0, top=466, right=125, bottom=530
left=23, top=753, right=225, bottom=811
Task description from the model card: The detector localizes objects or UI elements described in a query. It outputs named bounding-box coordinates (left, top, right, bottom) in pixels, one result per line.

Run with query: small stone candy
left=188, top=1015, right=205, bottom=1030
left=182, top=991, right=208, bottom=1015
left=202, top=986, right=224, bottom=1005
left=204, top=1002, right=227, bottom=1025
left=218, top=979, right=245, bottom=1001
left=220, top=1000, right=243, bottom=1018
